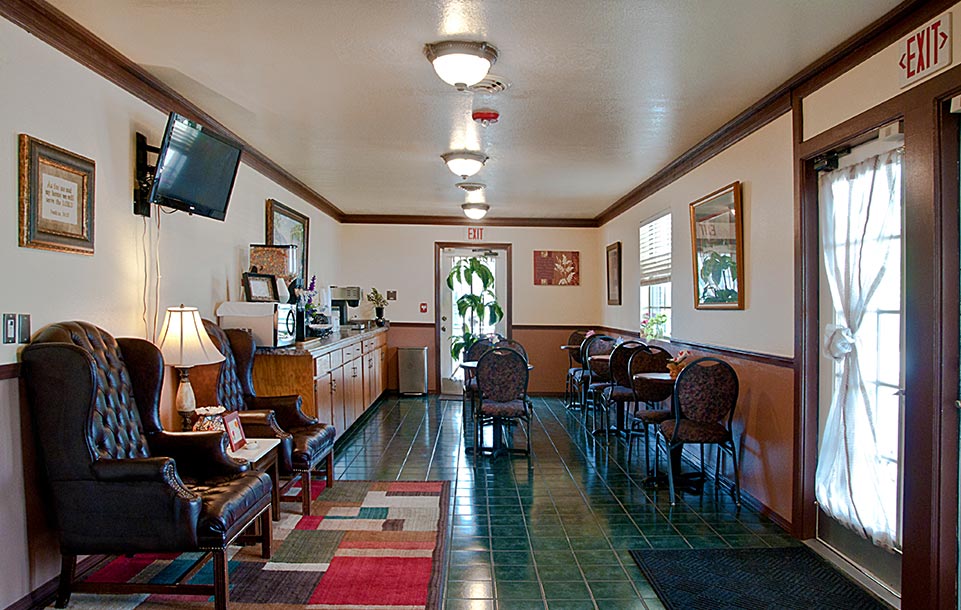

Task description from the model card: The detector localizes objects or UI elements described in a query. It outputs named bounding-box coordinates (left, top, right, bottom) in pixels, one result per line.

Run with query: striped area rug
left=58, top=480, right=450, bottom=609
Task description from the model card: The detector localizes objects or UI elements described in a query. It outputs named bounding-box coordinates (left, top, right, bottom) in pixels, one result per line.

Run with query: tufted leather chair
left=21, top=321, right=272, bottom=610
left=202, top=320, right=336, bottom=516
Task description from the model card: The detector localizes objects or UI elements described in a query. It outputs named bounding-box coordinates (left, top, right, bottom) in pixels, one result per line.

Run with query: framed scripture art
left=533, top=250, right=580, bottom=285
left=606, top=242, right=622, bottom=305
left=266, top=199, right=308, bottom=289
left=18, top=134, right=95, bottom=255
left=222, top=411, right=247, bottom=451
left=689, top=181, right=744, bottom=309
left=243, top=272, right=279, bottom=302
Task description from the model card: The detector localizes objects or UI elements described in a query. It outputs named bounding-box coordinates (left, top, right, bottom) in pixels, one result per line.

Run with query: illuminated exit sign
left=467, top=227, right=484, bottom=240
left=899, top=12, right=952, bottom=88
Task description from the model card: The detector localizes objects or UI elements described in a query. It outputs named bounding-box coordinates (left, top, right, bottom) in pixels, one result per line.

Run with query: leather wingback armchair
left=202, top=319, right=336, bottom=516
left=21, top=321, right=272, bottom=610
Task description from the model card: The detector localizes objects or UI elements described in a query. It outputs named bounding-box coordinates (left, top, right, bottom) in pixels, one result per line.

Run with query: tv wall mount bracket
left=133, top=132, right=158, bottom=217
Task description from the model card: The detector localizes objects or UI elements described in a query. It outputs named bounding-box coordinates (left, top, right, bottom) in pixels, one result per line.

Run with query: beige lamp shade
left=156, top=305, right=225, bottom=368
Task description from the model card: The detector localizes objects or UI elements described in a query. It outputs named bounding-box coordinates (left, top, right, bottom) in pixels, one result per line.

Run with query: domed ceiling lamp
left=442, top=151, right=488, bottom=178
left=456, top=182, right=486, bottom=193
left=424, top=40, right=498, bottom=91
left=462, top=202, right=490, bottom=220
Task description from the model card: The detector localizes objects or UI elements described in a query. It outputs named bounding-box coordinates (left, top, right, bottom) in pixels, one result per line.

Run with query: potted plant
left=447, top=256, right=504, bottom=360
left=367, top=287, right=389, bottom=326
left=640, top=312, right=668, bottom=340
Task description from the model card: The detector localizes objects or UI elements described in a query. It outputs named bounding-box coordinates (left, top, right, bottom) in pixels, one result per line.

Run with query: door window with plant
left=447, top=255, right=504, bottom=363
left=639, top=213, right=672, bottom=339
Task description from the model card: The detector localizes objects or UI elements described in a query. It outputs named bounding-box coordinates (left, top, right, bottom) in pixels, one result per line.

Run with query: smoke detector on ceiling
left=472, top=108, right=500, bottom=127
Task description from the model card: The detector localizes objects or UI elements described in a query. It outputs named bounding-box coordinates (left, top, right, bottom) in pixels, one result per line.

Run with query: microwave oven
left=216, top=302, right=296, bottom=348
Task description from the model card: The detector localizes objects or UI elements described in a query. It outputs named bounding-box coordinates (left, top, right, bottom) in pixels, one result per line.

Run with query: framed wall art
left=222, top=411, right=247, bottom=451
left=18, top=134, right=95, bottom=255
left=533, top=250, right=580, bottom=285
left=606, top=242, right=622, bottom=305
left=266, top=198, right=309, bottom=289
left=243, top=272, right=279, bottom=302
left=689, top=181, right=744, bottom=309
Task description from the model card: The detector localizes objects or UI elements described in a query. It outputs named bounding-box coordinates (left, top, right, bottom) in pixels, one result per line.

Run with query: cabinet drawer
left=363, top=338, right=376, bottom=353
left=329, top=349, right=343, bottom=370
left=343, top=343, right=362, bottom=361
left=314, top=353, right=331, bottom=377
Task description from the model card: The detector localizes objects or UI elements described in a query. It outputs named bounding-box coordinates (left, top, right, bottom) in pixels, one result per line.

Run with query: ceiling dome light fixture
left=442, top=151, right=488, bottom=178
left=424, top=40, right=498, bottom=91
left=456, top=182, right=486, bottom=193
left=462, top=202, right=490, bottom=220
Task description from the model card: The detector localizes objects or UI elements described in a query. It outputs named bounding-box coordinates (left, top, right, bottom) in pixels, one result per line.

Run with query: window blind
left=639, top=214, right=671, bottom=286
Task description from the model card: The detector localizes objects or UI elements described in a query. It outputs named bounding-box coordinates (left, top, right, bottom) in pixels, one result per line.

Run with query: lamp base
left=175, top=367, right=196, bottom=412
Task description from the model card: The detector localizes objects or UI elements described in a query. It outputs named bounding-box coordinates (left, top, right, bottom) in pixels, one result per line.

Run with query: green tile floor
left=332, top=395, right=798, bottom=609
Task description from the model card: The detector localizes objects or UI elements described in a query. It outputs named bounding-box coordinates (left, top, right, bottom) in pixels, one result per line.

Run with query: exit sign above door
left=899, top=12, right=952, bottom=88
left=467, top=227, right=485, bottom=240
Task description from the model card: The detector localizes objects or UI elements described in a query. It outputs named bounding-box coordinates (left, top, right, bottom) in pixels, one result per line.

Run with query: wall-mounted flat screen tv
left=149, top=112, right=242, bottom=221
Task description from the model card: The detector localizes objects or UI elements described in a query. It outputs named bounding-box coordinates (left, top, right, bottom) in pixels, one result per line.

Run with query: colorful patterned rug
left=59, top=480, right=450, bottom=609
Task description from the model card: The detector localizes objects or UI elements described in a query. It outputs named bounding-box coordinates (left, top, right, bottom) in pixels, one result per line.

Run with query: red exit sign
left=467, top=227, right=484, bottom=240
left=899, top=12, right=952, bottom=88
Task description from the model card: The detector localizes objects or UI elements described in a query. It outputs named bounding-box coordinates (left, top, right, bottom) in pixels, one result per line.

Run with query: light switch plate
left=17, top=314, right=30, bottom=343
left=2, top=314, right=15, bottom=344
left=386, top=290, right=397, bottom=300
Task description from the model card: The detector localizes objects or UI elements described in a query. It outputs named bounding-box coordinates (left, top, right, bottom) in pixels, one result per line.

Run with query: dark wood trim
left=512, top=324, right=595, bottom=332
left=433, top=242, right=513, bottom=389
left=342, top=214, right=597, bottom=228
left=386, top=321, right=436, bottom=328
left=596, top=326, right=795, bottom=369
left=0, top=0, right=344, bottom=222
left=6, top=554, right=107, bottom=610
left=0, top=362, right=20, bottom=380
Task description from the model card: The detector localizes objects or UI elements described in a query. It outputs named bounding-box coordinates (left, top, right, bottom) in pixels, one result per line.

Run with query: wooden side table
left=229, top=438, right=281, bottom=521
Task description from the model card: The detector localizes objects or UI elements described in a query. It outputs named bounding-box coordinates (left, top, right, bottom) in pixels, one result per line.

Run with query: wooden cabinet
left=252, top=328, right=388, bottom=441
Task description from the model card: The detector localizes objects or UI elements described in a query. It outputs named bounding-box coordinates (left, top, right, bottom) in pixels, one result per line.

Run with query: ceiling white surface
left=48, top=0, right=901, bottom=220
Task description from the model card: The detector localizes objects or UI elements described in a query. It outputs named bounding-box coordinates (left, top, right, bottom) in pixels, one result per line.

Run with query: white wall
left=338, top=224, right=601, bottom=325
left=804, top=1, right=961, bottom=140
left=600, top=114, right=796, bottom=358
left=0, top=19, right=339, bottom=607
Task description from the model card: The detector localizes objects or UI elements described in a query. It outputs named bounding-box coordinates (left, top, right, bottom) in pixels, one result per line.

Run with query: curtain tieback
left=822, top=324, right=855, bottom=360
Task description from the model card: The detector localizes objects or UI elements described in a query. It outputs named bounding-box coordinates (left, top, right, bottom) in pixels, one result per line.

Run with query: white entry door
left=438, top=246, right=508, bottom=395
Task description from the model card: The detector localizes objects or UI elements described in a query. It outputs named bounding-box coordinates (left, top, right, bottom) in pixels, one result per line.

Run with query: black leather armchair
left=21, top=321, right=272, bottom=610
left=202, top=320, right=336, bottom=516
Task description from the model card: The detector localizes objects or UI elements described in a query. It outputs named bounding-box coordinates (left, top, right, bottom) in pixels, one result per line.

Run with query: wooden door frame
left=434, top=242, right=513, bottom=394
left=794, top=64, right=961, bottom=608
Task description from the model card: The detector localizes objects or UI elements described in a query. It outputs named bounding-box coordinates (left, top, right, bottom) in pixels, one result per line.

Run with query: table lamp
left=156, top=305, right=225, bottom=414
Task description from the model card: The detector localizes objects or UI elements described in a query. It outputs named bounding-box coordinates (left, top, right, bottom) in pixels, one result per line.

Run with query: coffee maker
left=330, top=286, right=361, bottom=325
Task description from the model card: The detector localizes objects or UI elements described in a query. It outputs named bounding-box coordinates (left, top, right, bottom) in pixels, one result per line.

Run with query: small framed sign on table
left=222, top=411, right=247, bottom=451
left=19, top=134, right=95, bottom=255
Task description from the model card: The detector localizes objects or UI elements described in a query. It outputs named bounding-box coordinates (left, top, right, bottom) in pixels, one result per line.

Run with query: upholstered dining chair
left=581, top=334, right=620, bottom=429
left=494, top=338, right=528, bottom=361
left=626, top=346, right=674, bottom=472
left=474, top=347, right=533, bottom=464
left=564, top=329, right=591, bottom=407
left=599, top=340, right=646, bottom=437
left=656, top=357, right=741, bottom=506
left=21, top=321, right=272, bottom=610
left=463, top=337, right=496, bottom=417
left=201, top=320, right=336, bottom=516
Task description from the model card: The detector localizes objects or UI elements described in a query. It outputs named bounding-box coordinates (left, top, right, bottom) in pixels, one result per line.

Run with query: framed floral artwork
left=266, top=198, right=309, bottom=289
left=533, top=250, right=580, bottom=285
left=606, top=242, right=622, bottom=305
left=690, top=182, right=744, bottom=309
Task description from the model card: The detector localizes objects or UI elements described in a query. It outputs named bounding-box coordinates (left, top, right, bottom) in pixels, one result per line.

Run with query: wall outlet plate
left=387, top=290, right=397, bottom=300
left=17, top=314, right=30, bottom=343
left=2, top=314, right=15, bottom=344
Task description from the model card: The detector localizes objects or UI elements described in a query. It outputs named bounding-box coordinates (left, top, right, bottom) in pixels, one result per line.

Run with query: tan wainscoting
left=386, top=323, right=438, bottom=393
left=512, top=325, right=592, bottom=395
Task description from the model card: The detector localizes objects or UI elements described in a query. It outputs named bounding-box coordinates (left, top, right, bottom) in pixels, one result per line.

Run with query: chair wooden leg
left=326, top=452, right=335, bottom=487
left=213, top=549, right=229, bottom=610
left=302, top=471, right=312, bottom=516
left=261, top=507, right=272, bottom=559
left=55, top=554, right=76, bottom=608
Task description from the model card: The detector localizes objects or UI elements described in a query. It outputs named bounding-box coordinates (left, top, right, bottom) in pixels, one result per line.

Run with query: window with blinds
left=639, top=214, right=672, bottom=337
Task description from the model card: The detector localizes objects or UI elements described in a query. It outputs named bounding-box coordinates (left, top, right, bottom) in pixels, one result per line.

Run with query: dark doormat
left=629, top=547, right=888, bottom=609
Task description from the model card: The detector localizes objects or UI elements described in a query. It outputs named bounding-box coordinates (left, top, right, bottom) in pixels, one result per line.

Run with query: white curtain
left=816, top=149, right=902, bottom=551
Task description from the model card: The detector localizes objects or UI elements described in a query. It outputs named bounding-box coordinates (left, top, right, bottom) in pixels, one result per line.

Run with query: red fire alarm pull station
left=419, top=303, right=428, bottom=313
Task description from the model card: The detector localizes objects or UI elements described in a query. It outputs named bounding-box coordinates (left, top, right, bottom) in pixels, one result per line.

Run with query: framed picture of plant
left=266, top=198, right=308, bottom=289
left=689, top=181, right=744, bottom=309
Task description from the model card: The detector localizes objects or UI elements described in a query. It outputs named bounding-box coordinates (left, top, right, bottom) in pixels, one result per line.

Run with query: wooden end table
left=229, top=437, right=281, bottom=521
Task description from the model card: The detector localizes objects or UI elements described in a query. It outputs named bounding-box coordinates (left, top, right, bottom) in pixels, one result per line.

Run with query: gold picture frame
left=266, top=199, right=309, bottom=289
left=19, top=134, right=95, bottom=255
left=689, top=181, right=744, bottom=310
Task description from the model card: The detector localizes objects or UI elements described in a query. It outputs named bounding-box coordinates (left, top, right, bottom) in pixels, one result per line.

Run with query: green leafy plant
left=366, top=287, right=388, bottom=308
left=698, top=250, right=738, bottom=304
left=640, top=312, right=668, bottom=339
left=447, top=256, right=504, bottom=360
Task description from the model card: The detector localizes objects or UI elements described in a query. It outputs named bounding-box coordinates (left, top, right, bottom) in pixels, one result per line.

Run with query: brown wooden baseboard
left=7, top=554, right=108, bottom=610
left=0, top=362, right=20, bottom=380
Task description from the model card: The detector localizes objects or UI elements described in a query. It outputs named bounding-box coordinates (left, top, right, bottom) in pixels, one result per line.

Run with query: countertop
left=257, top=325, right=387, bottom=356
